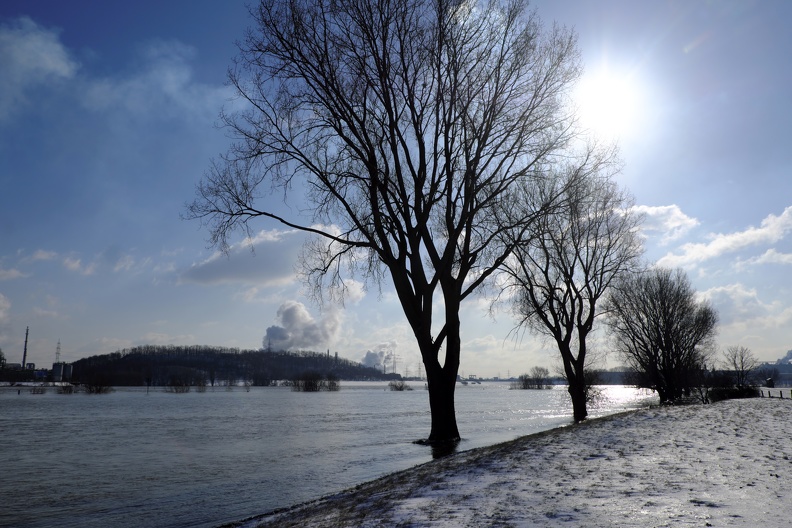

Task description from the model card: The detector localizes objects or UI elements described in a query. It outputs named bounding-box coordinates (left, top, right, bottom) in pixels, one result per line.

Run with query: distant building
left=52, top=362, right=73, bottom=382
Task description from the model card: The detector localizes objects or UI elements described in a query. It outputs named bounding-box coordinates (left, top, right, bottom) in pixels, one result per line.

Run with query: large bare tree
left=188, top=0, right=589, bottom=443
left=605, top=268, right=718, bottom=404
left=501, top=168, right=643, bottom=421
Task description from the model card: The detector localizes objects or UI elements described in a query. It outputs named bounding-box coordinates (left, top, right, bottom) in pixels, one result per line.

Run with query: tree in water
left=188, top=0, right=596, bottom=444
left=500, top=169, right=643, bottom=421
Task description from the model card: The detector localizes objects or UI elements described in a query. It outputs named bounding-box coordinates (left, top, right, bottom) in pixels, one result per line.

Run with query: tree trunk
left=567, top=375, right=588, bottom=422
left=560, top=343, right=588, bottom=422
left=425, top=362, right=460, bottom=443
left=656, top=386, right=669, bottom=404
left=418, top=291, right=462, bottom=445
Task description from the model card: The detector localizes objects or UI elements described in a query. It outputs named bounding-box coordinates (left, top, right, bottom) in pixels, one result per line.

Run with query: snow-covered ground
left=229, top=398, right=792, bottom=527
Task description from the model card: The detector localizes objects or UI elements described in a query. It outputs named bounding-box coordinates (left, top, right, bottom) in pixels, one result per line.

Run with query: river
left=0, top=382, right=656, bottom=527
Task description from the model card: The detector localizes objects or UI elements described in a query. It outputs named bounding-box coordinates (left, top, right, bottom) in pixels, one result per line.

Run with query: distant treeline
left=71, top=345, right=400, bottom=387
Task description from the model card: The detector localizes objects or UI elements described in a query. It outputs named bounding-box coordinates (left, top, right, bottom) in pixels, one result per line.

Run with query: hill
left=71, top=345, right=399, bottom=387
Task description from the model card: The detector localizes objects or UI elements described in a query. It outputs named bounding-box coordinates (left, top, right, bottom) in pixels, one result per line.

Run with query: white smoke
left=264, top=300, right=341, bottom=351
left=361, top=340, right=398, bottom=372
left=0, top=293, right=10, bottom=335
left=777, top=349, right=792, bottom=365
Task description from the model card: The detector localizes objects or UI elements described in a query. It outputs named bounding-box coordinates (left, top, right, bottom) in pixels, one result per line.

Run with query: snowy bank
left=227, top=398, right=792, bottom=527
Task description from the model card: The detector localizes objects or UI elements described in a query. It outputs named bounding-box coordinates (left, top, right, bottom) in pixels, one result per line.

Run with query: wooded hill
left=71, top=345, right=399, bottom=387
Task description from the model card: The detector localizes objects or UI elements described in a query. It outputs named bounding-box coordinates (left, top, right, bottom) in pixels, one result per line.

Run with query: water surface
left=0, top=382, right=656, bottom=527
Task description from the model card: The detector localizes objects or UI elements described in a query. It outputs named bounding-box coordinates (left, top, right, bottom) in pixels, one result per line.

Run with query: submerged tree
left=188, top=0, right=594, bottom=443
left=510, top=366, right=551, bottom=389
left=501, top=170, right=643, bottom=421
left=605, top=268, right=718, bottom=404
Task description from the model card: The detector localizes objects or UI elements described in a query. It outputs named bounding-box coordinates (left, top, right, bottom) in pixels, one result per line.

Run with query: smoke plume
left=776, top=349, right=792, bottom=364
left=264, top=300, right=341, bottom=351
left=361, top=340, right=398, bottom=372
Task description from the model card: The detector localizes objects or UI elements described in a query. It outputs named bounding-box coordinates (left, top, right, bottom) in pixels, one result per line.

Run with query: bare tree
left=501, top=171, right=643, bottom=421
left=510, top=366, right=551, bottom=389
left=529, top=366, right=551, bottom=389
left=723, top=345, right=758, bottom=388
left=605, top=268, right=718, bottom=404
left=188, top=0, right=590, bottom=443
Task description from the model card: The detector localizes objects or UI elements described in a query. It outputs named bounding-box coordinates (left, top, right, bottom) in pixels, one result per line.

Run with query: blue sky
left=1, top=0, right=791, bottom=376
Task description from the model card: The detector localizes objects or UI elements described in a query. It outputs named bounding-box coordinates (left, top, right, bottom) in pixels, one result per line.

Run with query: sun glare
left=575, top=67, right=642, bottom=140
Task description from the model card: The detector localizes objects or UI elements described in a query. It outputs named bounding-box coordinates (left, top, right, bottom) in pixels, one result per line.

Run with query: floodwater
left=0, top=382, right=656, bottom=527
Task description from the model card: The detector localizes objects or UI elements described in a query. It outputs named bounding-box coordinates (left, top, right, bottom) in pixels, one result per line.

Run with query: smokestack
left=22, top=326, right=29, bottom=369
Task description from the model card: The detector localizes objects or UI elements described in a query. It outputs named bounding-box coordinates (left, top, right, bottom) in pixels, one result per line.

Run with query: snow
left=228, top=398, right=792, bottom=527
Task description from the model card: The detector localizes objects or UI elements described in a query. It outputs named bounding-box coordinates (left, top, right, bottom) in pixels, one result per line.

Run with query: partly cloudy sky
left=1, top=0, right=791, bottom=376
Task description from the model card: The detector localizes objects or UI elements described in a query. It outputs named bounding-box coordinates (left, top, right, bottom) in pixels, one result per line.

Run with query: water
left=0, top=383, right=656, bottom=527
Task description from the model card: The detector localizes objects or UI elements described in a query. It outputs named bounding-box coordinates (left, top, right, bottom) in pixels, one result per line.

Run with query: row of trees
left=187, top=0, right=727, bottom=441
left=291, top=371, right=341, bottom=392
left=71, top=346, right=396, bottom=387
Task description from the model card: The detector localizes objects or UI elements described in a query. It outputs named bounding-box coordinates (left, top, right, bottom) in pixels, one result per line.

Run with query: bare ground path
left=227, top=398, right=792, bottom=527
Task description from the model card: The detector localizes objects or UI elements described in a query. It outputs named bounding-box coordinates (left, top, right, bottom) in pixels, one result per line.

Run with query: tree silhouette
left=502, top=172, right=642, bottom=421
left=189, top=0, right=595, bottom=443
left=606, top=268, right=717, bottom=403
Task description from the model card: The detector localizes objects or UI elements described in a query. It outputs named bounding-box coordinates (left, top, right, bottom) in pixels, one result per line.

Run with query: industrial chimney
left=22, top=326, right=29, bottom=370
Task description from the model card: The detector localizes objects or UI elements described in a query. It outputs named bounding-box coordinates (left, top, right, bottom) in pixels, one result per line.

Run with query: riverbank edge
left=220, top=408, right=640, bottom=527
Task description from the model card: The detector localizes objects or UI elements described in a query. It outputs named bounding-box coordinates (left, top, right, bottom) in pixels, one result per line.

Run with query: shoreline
left=225, top=398, right=792, bottom=527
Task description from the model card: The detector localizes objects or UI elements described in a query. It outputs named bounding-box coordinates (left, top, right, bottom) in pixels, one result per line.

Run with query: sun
left=575, top=66, right=642, bottom=140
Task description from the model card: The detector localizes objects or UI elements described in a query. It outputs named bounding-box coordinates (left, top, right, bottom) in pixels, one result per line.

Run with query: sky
left=1, top=0, right=791, bottom=377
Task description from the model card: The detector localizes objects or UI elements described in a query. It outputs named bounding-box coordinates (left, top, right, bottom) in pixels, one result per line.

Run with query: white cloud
left=235, top=286, right=263, bottom=303
left=181, top=229, right=303, bottom=287
left=1, top=17, right=233, bottom=128
left=33, top=307, right=61, bottom=318
left=633, top=204, right=699, bottom=245
left=0, top=267, right=25, bottom=280
left=658, top=206, right=792, bottom=268
left=112, top=254, right=152, bottom=274
left=63, top=256, right=97, bottom=276
left=83, top=39, right=232, bottom=122
left=0, top=17, right=79, bottom=120
left=113, top=255, right=136, bottom=273
left=699, top=283, right=773, bottom=325
left=63, top=257, right=81, bottom=272
left=343, top=279, right=366, bottom=305
left=30, top=249, right=57, bottom=261
left=747, top=249, right=792, bottom=266
left=699, top=283, right=792, bottom=362
left=699, top=283, right=792, bottom=334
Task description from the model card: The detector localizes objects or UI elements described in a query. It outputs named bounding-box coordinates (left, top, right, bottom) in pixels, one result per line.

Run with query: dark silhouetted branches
left=187, top=0, right=597, bottom=444
left=605, top=268, right=718, bottom=404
